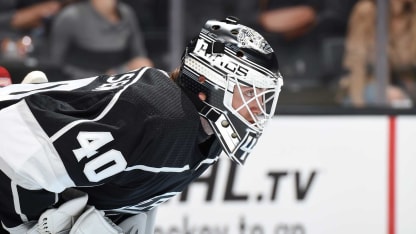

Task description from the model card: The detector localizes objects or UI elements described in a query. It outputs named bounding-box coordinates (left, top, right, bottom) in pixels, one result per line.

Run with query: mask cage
left=223, top=74, right=281, bottom=134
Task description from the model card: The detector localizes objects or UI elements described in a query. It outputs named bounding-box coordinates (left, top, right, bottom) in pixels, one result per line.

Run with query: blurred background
left=2, top=0, right=416, bottom=110
left=1, top=1, right=416, bottom=234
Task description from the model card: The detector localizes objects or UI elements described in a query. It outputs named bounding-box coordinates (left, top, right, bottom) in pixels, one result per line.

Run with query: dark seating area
left=1, top=0, right=358, bottom=107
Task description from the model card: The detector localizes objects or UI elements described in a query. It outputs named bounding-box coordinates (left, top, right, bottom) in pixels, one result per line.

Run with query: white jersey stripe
left=0, top=101, right=76, bottom=192
left=11, top=181, right=28, bottom=222
left=124, top=164, right=190, bottom=173
left=0, top=77, right=97, bottom=101
left=194, top=155, right=220, bottom=171
left=50, top=67, right=149, bottom=142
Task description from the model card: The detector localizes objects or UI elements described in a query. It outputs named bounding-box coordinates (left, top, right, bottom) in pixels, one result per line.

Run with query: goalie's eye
left=243, top=89, right=255, bottom=98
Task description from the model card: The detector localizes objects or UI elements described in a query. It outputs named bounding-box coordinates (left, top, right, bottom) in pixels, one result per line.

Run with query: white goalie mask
left=178, top=16, right=284, bottom=165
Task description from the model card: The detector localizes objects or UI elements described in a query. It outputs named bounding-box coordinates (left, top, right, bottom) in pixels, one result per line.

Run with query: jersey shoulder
left=123, top=68, right=198, bottom=121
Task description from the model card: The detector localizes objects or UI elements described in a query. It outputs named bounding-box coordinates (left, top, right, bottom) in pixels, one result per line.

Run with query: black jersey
left=0, top=67, right=221, bottom=227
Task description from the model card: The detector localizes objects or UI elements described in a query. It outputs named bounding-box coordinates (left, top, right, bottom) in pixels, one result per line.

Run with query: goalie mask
left=178, top=16, right=284, bottom=165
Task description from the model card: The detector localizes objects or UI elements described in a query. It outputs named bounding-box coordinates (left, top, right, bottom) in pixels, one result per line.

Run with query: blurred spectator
left=184, top=0, right=235, bottom=43
left=122, top=0, right=168, bottom=33
left=0, top=66, right=12, bottom=87
left=50, top=0, right=153, bottom=79
left=338, top=0, right=416, bottom=107
left=0, top=0, right=64, bottom=60
left=258, top=0, right=321, bottom=41
left=123, top=0, right=169, bottom=69
left=255, top=0, right=326, bottom=89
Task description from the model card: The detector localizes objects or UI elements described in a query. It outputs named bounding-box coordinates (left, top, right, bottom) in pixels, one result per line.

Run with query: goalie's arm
left=0, top=171, right=58, bottom=232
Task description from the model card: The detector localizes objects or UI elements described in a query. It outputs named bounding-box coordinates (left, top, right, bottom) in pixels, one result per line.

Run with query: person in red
left=0, top=66, right=12, bottom=87
left=0, top=16, right=283, bottom=234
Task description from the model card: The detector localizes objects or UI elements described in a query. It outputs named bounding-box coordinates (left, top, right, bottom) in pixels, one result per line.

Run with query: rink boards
left=155, top=115, right=416, bottom=234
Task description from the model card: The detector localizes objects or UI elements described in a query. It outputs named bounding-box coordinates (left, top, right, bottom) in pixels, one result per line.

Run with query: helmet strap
left=177, top=70, right=222, bottom=123
left=179, top=84, right=206, bottom=112
left=199, top=105, right=221, bottom=122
